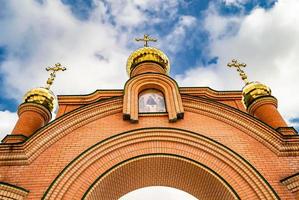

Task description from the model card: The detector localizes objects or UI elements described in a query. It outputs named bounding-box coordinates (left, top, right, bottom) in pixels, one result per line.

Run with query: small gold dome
left=126, top=47, right=170, bottom=76
left=23, top=87, right=56, bottom=112
left=242, top=81, right=271, bottom=108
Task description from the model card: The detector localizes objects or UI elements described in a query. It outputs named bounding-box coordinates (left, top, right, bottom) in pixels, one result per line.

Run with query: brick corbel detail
left=123, top=73, right=184, bottom=122
left=281, top=173, right=299, bottom=199
left=0, top=182, right=29, bottom=200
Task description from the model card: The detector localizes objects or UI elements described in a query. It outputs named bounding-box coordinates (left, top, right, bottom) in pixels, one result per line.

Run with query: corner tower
left=3, top=63, right=66, bottom=143
left=227, top=59, right=289, bottom=130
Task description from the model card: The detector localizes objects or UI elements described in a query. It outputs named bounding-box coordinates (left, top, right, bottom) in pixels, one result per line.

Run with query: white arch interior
left=119, top=186, right=198, bottom=200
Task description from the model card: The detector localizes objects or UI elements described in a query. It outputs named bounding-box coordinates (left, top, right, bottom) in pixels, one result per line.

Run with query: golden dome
left=126, top=47, right=170, bottom=76
left=23, top=87, right=56, bottom=112
left=242, top=81, right=271, bottom=108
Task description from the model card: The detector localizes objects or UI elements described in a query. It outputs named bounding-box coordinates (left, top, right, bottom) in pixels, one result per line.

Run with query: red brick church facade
left=0, top=42, right=299, bottom=199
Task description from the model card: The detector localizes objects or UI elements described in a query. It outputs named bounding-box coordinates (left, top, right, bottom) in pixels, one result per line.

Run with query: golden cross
left=45, top=63, right=67, bottom=89
left=227, top=59, right=249, bottom=84
left=135, top=34, right=157, bottom=47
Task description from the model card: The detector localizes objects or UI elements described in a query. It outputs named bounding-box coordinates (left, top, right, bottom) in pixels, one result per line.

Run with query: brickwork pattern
left=84, top=155, right=238, bottom=200
left=42, top=128, right=281, bottom=199
left=0, top=95, right=298, bottom=199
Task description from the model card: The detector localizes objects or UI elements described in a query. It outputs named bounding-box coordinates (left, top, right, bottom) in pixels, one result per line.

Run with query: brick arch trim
left=1, top=94, right=299, bottom=166
left=42, top=127, right=280, bottom=200
left=181, top=94, right=299, bottom=156
left=123, top=73, right=184, bottom=122
left=82, top=154, right=240, bottom=200
left=0, top=182, right=29, bottom=200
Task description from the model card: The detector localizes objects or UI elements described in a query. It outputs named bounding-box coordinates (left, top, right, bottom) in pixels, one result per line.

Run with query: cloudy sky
left=0, top=0, right=298, bottom=198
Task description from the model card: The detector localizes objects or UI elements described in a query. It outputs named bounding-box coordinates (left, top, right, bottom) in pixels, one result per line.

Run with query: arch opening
left=43, top=128, right=279, bottom=200
left=119, top=186, right=198, bottom=200
left=83, top=155, right=239, bottom=200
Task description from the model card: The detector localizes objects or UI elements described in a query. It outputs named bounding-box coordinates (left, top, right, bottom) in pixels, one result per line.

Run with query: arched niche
left=123, top=73, right=184, bottom=122
left=138, top=89, right=166, bottom=113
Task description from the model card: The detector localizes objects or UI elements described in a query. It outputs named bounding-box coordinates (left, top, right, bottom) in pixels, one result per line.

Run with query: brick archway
left=82, top=154, right=239, bottom=200
left=42, top=128, right=279, bottom=200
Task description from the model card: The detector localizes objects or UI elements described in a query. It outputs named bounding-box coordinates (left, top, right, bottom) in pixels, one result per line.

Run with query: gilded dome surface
left=126, top=47, right=170, bottom=76
left=242, top=81, right=271, bottom=108
left=23, top=87, right=56, bottom=112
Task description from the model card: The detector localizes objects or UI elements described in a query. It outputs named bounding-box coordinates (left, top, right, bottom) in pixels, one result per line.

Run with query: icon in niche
left=139, top=89, right=166, bottom=113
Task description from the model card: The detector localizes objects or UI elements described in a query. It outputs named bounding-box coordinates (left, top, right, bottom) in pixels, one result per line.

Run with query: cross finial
left=45, top=63, right=67, bottom=89
left=135, top=34, right=157, bottom=47
left=227, top=59, right=249, bottom=84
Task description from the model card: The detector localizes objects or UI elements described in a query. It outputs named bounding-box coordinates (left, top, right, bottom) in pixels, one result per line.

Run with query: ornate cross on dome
left=45, top=63, right=67, bottom=89
left=135, top=34, right=157, bottom=47
left=227, top=59, right=249, bottom=84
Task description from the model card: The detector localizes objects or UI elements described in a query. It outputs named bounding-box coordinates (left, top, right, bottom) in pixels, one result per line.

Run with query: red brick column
left=6, top=103, right=51, bottom=142
left=247, top=96, right=287, bottom=129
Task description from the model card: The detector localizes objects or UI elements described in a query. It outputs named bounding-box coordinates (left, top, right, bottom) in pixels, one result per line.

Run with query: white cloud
left=164, top=15, right=197, bottom=53
left=222, top=0, right=249, bottom=6
left=176, top=0, right=299, bottom=122
left=0, top=0, right=129, bottom=99
left=203, top=5, right=242, bottom=41
left=0, top=111, right=18, bottom=140
left=0, top=0, right=180, bottom=138
left=0, top=0, right=181, bottom=100
left=105, top=1, right=146, bottom=26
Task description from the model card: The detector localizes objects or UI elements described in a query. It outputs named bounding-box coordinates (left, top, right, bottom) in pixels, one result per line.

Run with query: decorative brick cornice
left=57, top=90, right=123, bottom=105
left=57, top=87, right=244, bottom=115
left=0, top=182, right=29, bottom=200
left=281, top=173, right=299, bottom=193
left=58, top=87, right=243, bottom=106
left=180, top=87, right=243, bottom=100
left=276, top=127, right=298, bottom=135
left=1, top=134, right=28, bottom=143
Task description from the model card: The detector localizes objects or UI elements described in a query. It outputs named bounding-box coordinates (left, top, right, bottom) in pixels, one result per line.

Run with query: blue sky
left=0, top=0, right=299, bottom=135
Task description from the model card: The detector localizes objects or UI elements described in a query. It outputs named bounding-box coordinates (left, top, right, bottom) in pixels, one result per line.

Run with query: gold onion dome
left=23, top=87, right=56, bottom=112
left=22, top=63, right=66, bottom=112
left=126, top=46, right=170, bottom=76
left=227, top=59, right=272, bottom=108
left=242, top=81, right=271, bottom=108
